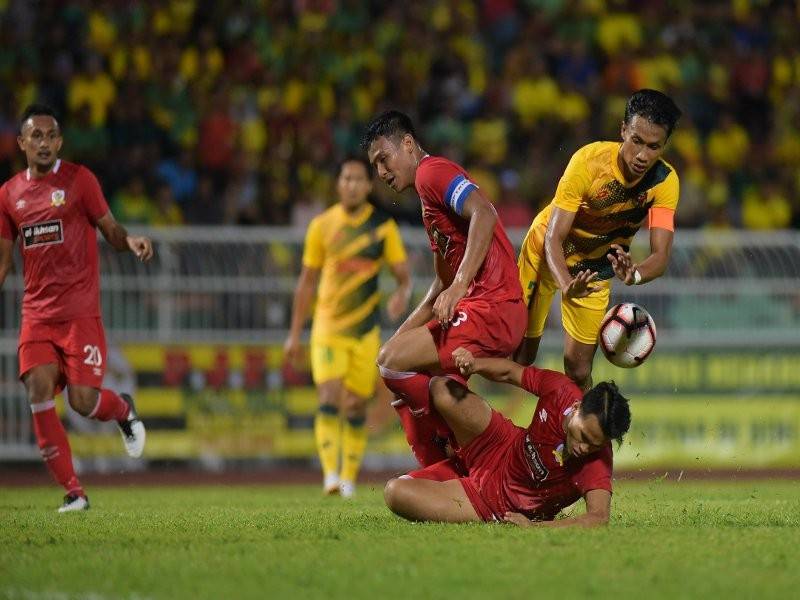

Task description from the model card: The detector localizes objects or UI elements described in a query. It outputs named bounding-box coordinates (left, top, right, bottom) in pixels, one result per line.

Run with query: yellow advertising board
left=60, top=344, right=800, bottom=469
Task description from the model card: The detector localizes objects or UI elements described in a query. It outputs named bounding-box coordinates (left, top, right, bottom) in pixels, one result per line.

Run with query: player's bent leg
left=69, top=385, right=145, bottom=458
left=429, top=377, right=491, bottom=448
left=315, top=379, right=344, bottom=494
left=563, top=335, right=597, bottom=391
left=378, top=326, right=452, bottom=467
left=22, top=364, right=87, bottom=506
left=513, top=336, right=542, bottom=366
left=384, top=477, right=480, bottom=523
left=339, top=390, right=368, bottom=499
left=377, top=326, right=441, bottom=373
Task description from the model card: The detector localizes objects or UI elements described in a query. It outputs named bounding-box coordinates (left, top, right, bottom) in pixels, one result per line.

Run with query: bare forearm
left=453, top=205, right=495, bottom=289
left=105, top=221, right=131, bottom=252
left=395, top=277, right=441, bottom=335
left=472, top=357, right=521, bottom=385
left=544, top=234, right=572, bottom=290
left=288, top=280, right=316, bottom=338
left=632, top=252, right=669, bottom=283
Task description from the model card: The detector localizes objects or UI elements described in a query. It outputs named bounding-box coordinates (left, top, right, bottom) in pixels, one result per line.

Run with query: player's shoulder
left=366, top=204, right=397, bottom=227
left=567, top=141, right=616, bottom=175
left=2, top=168, right=28, bottom=193
left=308, top=203, right=342, bottom=229
left=416, top=155, right=465, bottom=183
left=576, top=140, right=616, bottom=159
left=641, top=157, right=678, bottom=192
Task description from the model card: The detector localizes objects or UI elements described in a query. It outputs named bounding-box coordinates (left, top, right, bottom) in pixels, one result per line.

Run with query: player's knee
left=429, top=376, right=453, bottom=412
left=67, top=387, right=99, bottom=417
left=430, top=376, right=467, bottom=413
left=24, top=375, right=57, bottom=404
left=383, top=477, right=410, bottom=515
left=376, top=342, right=395, bottom=370
left=564, top=358, right=592, bottom=390
left=341, top=394, right=367, bottom=419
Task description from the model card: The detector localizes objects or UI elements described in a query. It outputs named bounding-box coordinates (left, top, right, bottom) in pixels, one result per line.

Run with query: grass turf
left=1, top=480, right=798, bottom=599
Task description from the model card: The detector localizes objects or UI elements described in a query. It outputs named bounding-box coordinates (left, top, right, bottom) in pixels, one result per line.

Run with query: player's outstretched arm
left=452, top=347, right=525, bottom=387
left=608, top=226, right=674, bottom=285
left=0, top=238, right=13, bottom=288
left=96, top=213, right=154, bottom=261
left=504, top=489, right=611, bottom=529
left=545, top=207, right=599, bottom=299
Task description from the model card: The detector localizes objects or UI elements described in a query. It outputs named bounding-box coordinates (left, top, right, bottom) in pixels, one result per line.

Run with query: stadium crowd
left=1, top=0, right=799, bottom=229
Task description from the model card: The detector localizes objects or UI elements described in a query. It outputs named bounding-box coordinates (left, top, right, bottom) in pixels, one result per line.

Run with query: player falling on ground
left=285, top=156, right=411, bottom=498
left=384, top=347, right=631, bottom=527
left=0, top=104, right=153, bottom=512
left=516, top=89, right=682, bottom=389
left=361, top=111, right=526, bottom=467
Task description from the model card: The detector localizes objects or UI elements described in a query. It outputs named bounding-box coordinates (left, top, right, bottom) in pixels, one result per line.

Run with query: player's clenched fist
left=452, top=347, right=475, bottom=376
left=127, top=235, right=154, bottom=262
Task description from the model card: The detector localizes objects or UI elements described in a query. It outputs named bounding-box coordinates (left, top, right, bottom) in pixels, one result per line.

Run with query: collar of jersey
left=337, top=202, right=373, bottom=226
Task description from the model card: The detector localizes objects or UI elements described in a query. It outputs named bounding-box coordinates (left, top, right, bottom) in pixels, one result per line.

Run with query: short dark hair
left=338, top=155, right=373, bottom=178
left=360, top=110, right=417, bottom=151
left=624, top=89, right=682, bottom=138
left=581, top=381, right=631, bottom=445
left=19, top=103, right=60, bottom=132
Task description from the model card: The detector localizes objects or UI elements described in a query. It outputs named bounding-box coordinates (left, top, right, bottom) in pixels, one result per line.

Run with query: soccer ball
left=597, top=302, right=657, bottom=368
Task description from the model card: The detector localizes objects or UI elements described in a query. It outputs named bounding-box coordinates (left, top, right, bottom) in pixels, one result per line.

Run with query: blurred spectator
left=0, top=1, right=797, bottom=230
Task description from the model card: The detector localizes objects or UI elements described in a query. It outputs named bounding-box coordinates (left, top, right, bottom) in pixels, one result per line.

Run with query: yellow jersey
left=524, top=141, right=680, bottom=280
left=303, top=203, right=407, bottom=338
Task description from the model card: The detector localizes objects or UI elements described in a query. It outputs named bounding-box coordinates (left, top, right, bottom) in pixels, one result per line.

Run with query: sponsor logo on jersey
left=21, top=219, right=64, bottom=248
left=15, top=199, right=26, bottom=210
left=523, top=434, right=549, bottom=482
left=429, top=225, right=450, bottom=257
left=51, top=189, right=66, bottom=207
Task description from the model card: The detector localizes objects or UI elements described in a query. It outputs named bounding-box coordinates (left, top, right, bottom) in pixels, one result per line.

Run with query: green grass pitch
left=2, top=480, right=798, bottom=599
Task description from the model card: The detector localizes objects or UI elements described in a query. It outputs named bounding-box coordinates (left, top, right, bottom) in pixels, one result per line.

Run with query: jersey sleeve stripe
left=445, top=174, right=479, bottom=215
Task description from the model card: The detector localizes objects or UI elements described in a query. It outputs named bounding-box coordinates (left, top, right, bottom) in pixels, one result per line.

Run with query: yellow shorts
left=518, top=248, right=611, bottom=345
left=309, top=327, right=381, bottom=399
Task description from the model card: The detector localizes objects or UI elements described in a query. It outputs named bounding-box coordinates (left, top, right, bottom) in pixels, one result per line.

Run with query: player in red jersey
left=384, top=347, right=631, bottom=527
left=361, top=111, right=526, bottom=467
left=0, top=104, right=154, bottom=512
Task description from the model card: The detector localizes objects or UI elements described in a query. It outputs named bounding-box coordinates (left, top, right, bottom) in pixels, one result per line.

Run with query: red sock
left=380, top=368, right=452, bottom=466
left=88, top=389, right=130, bottom=422
left=31, top=400, right=84, bottom=497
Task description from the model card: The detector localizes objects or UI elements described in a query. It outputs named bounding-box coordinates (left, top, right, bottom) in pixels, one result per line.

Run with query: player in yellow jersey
left=516, top=89, right=682, bottom=390
left=284, top=156, right=411, bottom=498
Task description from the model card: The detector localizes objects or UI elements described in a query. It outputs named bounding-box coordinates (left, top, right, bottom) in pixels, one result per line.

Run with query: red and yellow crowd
left=0, top=0, right=798, bottom=229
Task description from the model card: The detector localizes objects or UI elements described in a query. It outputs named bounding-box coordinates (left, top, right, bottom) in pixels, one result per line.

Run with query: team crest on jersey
left=553, top=443, right=565, bottom=467
left=51, top=189, right=65, bottom=207
left=523, top=434, right=549, bottom=482
left=538, top=408, right=548, bottom=423
left=15, top=199, right=26, bottom=210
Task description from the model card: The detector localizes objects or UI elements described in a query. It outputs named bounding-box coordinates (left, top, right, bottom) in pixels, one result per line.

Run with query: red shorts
left=427, top=297, right=526, bottom=373
left=457, top=410, right=521, bottom=522
left=18, top=317, right=107, bottom=393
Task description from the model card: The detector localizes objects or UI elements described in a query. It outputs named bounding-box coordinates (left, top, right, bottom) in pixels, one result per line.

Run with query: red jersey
left=459, top=366, right=613, bottom=521
left=415, top=156, right=522, bottom=303
left=0, top=160, right=109, bottom=322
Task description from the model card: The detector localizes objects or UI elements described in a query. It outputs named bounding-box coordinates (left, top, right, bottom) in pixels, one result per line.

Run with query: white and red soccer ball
left=598, top=302, right=657, bottom=368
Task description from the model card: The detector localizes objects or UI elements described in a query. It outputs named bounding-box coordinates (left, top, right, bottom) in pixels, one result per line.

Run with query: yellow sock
left=314, top=406, right=341, bottom=478
left=340, top=415, right=367, bottom=484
